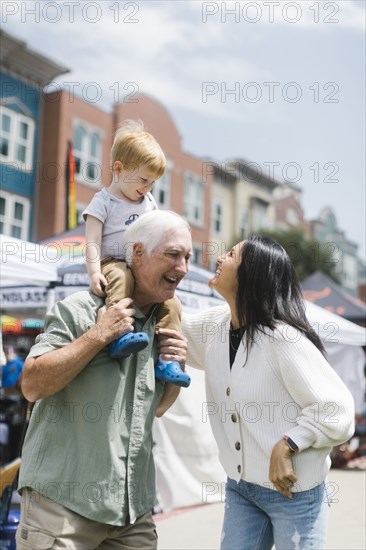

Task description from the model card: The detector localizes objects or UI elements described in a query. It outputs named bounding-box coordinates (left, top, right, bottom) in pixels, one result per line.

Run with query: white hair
left=123, top=210, right=190, bottom=265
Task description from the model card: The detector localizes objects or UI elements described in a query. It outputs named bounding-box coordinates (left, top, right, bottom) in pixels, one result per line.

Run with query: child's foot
left=109, top=331, right=149, bottom=359
left=155, top=360, right=191, bottom=388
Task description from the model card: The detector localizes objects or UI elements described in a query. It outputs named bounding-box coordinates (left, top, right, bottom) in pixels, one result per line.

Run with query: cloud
left=195, top=0, right=365, bottom=31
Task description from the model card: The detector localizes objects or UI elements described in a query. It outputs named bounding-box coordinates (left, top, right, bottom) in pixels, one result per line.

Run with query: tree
left=254, top=228, right=341, bottom=283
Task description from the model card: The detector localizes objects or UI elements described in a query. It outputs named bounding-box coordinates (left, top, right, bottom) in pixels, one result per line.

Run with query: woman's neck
left=227, top=297, right=240, bottom=329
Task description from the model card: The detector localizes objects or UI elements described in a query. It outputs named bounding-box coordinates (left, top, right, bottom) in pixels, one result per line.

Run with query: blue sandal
left=155, top=360, right=191, bottom=388
left=109, top=331, right=149, bottom=359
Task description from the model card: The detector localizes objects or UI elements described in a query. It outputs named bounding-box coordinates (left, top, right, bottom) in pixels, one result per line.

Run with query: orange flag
left=66, top=141, right=77, bottom=229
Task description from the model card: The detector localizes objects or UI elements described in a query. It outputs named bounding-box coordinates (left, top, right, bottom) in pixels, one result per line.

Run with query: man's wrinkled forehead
left=156, top=228, right=192, bottom=256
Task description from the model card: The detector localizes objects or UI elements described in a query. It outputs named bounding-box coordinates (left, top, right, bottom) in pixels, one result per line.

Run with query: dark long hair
left=236, top=235, right=325, bottom=354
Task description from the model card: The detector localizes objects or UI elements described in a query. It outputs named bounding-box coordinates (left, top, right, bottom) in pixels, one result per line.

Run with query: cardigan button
left=226, top=387, right=230, bottom=396
left=237, top=465, right=241, bottom=473
left=235, top=441, right=241, bottom=451
left=231, top=414, right=238, bottom=423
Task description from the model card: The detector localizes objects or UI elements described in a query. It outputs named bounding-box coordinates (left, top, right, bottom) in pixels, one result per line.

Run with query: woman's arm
left=181, top=305, right=229, bottom=369
left=273, top=329, right=355, bottom=450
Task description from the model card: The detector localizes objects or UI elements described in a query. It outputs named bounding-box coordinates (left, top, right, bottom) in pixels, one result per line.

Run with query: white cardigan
left=182, top=305, right=355, bottom=491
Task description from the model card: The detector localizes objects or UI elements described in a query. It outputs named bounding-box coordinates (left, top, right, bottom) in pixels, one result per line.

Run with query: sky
left=2, top=0, right=365, bottom=258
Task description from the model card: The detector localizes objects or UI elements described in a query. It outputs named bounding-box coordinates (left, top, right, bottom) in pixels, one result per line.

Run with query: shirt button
left=226, top=387, right=230, bottom=396
left=231, top=414, right=238, bottom=423
left=235, top=441, right=241, bottom=451
left=237, top=465, right=241, bottom=473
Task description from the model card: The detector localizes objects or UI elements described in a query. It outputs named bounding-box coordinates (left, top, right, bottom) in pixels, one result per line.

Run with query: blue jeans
left=221, top=478, right=330, bottom=550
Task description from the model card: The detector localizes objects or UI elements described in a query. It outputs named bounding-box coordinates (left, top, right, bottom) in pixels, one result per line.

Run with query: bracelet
left=283, top=435, right=299, bottom=452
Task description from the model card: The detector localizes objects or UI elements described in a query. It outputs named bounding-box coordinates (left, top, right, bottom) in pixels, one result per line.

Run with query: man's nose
left=175, top=256, right=188, bottom=274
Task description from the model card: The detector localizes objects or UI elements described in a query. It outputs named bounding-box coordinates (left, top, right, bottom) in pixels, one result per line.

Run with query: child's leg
left=155, top=296, right=191, bottom=388
left=101, top=259, right=134, bottom=306
left=155, top=296, right=182, bottom=332
left=101, top=259, right=148, bottom=358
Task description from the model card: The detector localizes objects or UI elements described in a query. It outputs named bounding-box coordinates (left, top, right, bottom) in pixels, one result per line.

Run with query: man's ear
left=131, top=243, right=145, bottom=268
left=133, top=243, right=144, bottom=257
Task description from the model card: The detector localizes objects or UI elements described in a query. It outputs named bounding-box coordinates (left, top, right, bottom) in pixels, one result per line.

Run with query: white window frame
left=0, top=105, right=35, bottom=171
left=286, top=207, right=299, bottom=225
left=72, top=120, right=103, bottom=188
left=239, top=207, right=248, bottom=240
left=343, top=254, right=357, bottom=288
left=152, top=161, right=171, bottom=209
left=192, top=244, right=202, bottom=266
left=211, top=198, right=223, bottom=235
left=184, top=172, right=204, bottom=227
left=0, top=190, right=30, bottom=240
left=252, top=200, right=270, bottom=232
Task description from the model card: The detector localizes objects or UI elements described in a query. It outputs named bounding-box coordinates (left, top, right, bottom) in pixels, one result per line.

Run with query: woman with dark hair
left=181, top=235, right=355, bottom=550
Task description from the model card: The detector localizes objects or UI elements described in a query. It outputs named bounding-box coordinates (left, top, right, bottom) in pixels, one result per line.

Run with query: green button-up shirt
left=18, top=291, right=164, bottom=526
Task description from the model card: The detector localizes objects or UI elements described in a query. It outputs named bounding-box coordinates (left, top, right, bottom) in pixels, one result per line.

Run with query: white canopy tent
left=304, top=300, right=366, bottom=347
left=0, top=235, right=58, bottom=287
left=305, top=301, right=366, bottom=413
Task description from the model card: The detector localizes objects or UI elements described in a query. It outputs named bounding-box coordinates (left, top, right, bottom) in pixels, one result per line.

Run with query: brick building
left=36, top=92, right=212, bottom=266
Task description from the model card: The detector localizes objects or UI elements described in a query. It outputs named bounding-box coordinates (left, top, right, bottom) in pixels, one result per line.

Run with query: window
left=211, top=199, right=223, bottom=235
left=0, top=106, right=35, bottom=170
left=152, top=163, right=171, bottom=208
left=192, top=244, right=202, bottom=266
left=184, top=172, right=204, bottom=226
left=73, top=122, right=102, bottom=187
left=343, top=255, right=357, bottom=288
left=252, top=199, right=270, bottom=231
left=239, top=208, right=249, bottom=240
left=286, top=207, right=299, bottom=225
left=0, top=191, right=30, bottom=239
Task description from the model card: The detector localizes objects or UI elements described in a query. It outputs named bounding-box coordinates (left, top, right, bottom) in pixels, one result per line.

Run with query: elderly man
left=16, top=210, right=192, bottom=550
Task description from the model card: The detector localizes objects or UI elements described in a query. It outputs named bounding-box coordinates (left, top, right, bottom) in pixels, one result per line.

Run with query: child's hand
left=90, top=273, right=108, bottom=297
left=96, top=298, right=135, bottom=344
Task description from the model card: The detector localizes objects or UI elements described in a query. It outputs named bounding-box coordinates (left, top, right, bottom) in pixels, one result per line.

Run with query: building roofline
left=0, top=29, right=69, bottom=87
left=225, top=158, right=281, bottom=190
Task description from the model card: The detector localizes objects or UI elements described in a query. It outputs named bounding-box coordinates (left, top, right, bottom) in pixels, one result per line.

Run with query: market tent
left=304, top=300, right=366, bottom=346
left=0, top=234, right=58, bottom=287
left=302, top=271, right=366, bottom=324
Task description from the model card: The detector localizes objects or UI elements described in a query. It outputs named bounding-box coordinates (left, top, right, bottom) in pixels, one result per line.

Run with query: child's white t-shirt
left=82, top=188, right=158, bottom=261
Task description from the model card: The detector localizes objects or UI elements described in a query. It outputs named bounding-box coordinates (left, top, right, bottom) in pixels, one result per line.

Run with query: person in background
left=182, top=235, right=355, bottom=550
left=1, top=345, right=24, bottom=395
left=0, top=335, right=9, bottom=464
left=1, top=345, right=26, bottom=464
left=0, top=332, right=6, bottom=372
left=83, top=119, right=190, bottom=387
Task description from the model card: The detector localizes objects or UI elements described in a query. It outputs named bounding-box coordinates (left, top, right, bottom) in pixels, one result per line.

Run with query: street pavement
left=155, top=469, right=366, bottom=550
